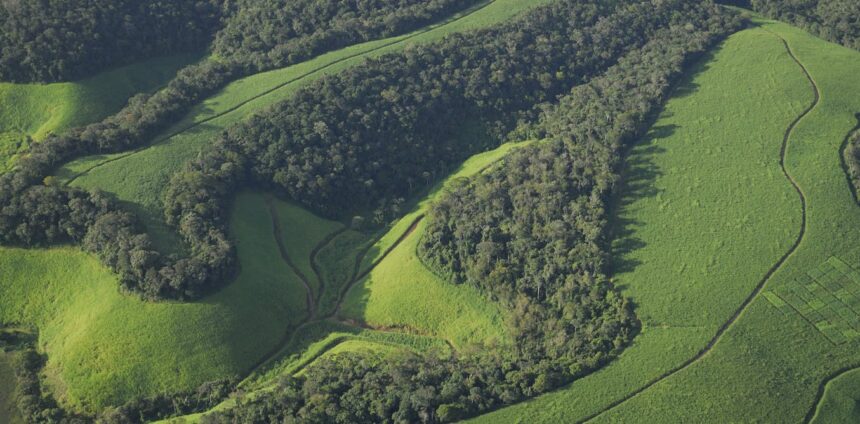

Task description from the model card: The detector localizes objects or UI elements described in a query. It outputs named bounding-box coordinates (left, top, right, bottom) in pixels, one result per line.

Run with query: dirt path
left=579, top=31, right=818, bottom=423
left=265, top=196, right=316, bottom=317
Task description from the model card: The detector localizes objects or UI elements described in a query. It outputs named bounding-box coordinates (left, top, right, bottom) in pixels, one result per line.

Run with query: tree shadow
left=607, top=124, right=675, bottom=279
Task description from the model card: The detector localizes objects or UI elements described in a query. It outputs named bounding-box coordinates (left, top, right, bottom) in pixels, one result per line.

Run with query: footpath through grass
left=471, top=23, right=810, bottom=423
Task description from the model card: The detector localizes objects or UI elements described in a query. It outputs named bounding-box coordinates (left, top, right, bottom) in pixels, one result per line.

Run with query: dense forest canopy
left=212, top=0, right=481, bottom=71
left=0, top=0, right=226, bottom=83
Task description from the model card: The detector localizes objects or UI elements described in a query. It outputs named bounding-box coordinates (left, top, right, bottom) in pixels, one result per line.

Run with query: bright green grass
left=340, top=141, right=534, bottom=350
left=0, top=54, right=198, bottom=171
left=811, top=368, right=860, bottom=424
left=470, top=24, right=811, bottom=423
left=58, top=0, right=553, bottom=253
left=0, top=192, right=308, bottom=412
left=580, top=19, right=860, bottom=423
left=272, top=200, right=345, bottom=298
left=0, top=351, right=23, bottom=424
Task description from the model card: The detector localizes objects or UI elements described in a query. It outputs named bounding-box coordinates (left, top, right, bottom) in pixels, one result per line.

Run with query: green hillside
left=0, top=53, right=198, bottom=172
left=473, top=15, right=860, bottom=424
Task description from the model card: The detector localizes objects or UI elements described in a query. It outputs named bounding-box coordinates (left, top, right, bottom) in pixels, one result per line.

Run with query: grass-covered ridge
left=0, top=53, right=197, bottom=172
left=0, top=192, right=309, bottom=411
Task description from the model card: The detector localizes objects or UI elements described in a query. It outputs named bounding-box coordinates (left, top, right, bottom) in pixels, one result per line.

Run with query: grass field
left=0, top=193, right=308, bottom=411
left=470, top=21, right=813, bottom=423
left=339, top=141, right=536, bottom=351
left=56, top=0, right=553, bottom=252
left=0, top=53, right=198, bottom=172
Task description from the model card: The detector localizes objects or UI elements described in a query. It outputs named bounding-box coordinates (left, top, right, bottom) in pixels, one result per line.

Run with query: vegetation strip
left=838, top=118, right=860, bottom=203
left=579, top=29, right=818, bottom=423
left=62, top=0, right=496, bottom=186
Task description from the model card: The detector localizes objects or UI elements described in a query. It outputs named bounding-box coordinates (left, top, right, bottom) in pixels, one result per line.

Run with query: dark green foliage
left=749, top=0, right=860, bottom=50
left=201, top=4, right=741, bottom=423
left=0, top=0, right=225, bottom=83
left=845, top=129, right=860, bottom=202
left=213, top=0, right=481, bottom=71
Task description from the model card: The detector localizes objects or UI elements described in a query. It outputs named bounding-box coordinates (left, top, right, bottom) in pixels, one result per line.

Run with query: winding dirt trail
left=579, top=31, right=817, bottom=423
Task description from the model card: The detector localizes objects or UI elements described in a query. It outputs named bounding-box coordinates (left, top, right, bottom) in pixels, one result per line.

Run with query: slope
left=471, top=21, right=811, bottom=423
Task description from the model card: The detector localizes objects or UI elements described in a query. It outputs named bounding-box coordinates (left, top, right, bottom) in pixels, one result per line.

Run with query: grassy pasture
left=0, top=193, right=309, bottom=411
left=584, top=19, right=860, bottom=423
left=57, top=0, right=553, bottom=252
left=470, top=24, right=811, bottom=423
left=340, top=141, right=534, bottom=350
left=0, top=53, right=198, bottom=172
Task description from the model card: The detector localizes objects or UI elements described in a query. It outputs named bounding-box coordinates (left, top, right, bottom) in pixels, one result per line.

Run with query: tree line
left=196, top=2, right=741, bottom=423
left=0, top=0, right=227, bottom=83
left=1, top=0, right=690, bottom=300
left=845, top=127, right=860, bottom=202
left=741, top=0, right=860, bottom=50
left=211, top=0, right=482, bottom=72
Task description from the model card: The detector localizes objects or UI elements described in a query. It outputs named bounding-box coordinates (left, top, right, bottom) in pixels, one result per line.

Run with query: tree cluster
left=212, top=0, right=482, bottom=71
left=845, top=128, right=860, bottom=202
left=0, top=0, right=226, bottom=83
left=748, top=0, right=860, bottom=50
left=199, top=3, right=741, bottom=423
